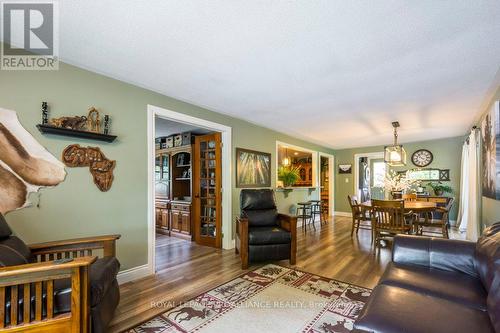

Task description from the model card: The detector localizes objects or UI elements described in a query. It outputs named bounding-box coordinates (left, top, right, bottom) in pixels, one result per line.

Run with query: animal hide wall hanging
left=0, top=108, right=66, bottom=214
left=62, top=144, right=116, bottom=192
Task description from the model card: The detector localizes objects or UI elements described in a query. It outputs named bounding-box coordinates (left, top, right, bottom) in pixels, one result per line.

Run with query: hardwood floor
left=109, top=216, right=395, bottom=332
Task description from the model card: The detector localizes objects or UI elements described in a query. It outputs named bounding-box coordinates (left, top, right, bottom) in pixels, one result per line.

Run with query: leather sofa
left=235, top=189, right=297, bottom=269
left=0, top=214, right=120, bottom=332
left=354, top=222, right=500, bottom=333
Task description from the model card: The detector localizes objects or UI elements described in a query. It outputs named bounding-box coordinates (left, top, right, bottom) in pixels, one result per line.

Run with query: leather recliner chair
left=235, top=189, right=297, bottom=269
left=354, top=222, right=500, bottom=333
left=0, top=214, right=120, bottom=332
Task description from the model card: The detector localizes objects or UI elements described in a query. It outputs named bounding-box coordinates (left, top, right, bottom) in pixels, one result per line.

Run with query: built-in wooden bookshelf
left=155, top=145, right=193, bottom=239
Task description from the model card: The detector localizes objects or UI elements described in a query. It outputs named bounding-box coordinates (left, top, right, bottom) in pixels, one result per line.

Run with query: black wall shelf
left=36, top=124, right=117, bottom=143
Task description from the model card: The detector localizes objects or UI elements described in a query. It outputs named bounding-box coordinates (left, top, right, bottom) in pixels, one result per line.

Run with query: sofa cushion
left=90, top=257, right=121, bottom=307
left=392, top=235, right=477, bottom=278
left=0, top=236, right=35, bottom=267
left=249, top=243, right=290, bottom=262
left=244, top=209, right=278, bottom=227
left=379, top=262, right=487, bottom=311
left=91, top=279, right=120, bottom=333
left=354, top=285, right=495, bottom=333
left=248, top=227, right=291, bottom=245
left=240, top=189, right=276, bottom=211
left=475, top=222, right=500, bottom=292
left=475, top=222, right=500, bottom=332
left=240, top=189, right=279, bottom=227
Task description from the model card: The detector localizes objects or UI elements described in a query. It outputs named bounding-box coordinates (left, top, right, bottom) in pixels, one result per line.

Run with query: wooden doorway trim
left=353, top=152, right=384, bottom=199
left=147, top=105, right=232, bottom=276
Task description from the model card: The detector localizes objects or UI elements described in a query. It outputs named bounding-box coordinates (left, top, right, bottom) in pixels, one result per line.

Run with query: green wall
left=479, top=86, right=500, bottom=227
left=334, top=136, right=463, bottom=221
left=0, top=60, right=334, bottom=271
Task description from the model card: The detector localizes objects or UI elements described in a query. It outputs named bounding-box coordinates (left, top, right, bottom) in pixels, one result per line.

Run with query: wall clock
left=411, top=149, right=433, bottom=167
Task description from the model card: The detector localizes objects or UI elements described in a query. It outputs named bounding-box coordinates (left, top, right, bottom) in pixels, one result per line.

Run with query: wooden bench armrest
left=0, top=256, right=96, bottom=279
left=235, top=216, right=248, bottom=236
left=29, top=234, right=121, bottom=258
left=277, top=213, right=297, bottom=232
left=278, top=213, right=297, bottom=265
left=0, top=257, right=95, bottom=331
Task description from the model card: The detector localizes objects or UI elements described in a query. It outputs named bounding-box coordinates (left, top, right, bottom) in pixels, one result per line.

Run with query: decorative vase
left=391, top=191, right=403, bottom=199
left=434, top=189, right=444, bottom=196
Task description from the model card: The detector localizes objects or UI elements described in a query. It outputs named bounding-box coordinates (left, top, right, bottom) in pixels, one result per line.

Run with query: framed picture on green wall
left=236, top=148, right=271, bottom=188
left=481, top=101, right=500, bottom=200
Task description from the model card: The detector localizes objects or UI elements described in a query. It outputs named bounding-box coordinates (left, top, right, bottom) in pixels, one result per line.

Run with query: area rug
left=127, top=264, right=371, bottom=333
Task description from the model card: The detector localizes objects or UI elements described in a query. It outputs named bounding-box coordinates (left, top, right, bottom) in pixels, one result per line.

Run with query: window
left=277, top=142, right=316, bottom=187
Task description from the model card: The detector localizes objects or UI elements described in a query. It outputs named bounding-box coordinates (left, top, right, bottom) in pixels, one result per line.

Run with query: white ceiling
left=57, top=1, right=500, bottom=149
left=155, top=117, right=211, bottom=138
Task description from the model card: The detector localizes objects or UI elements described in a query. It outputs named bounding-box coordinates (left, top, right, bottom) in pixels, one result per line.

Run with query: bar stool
left=308, top=200, right=324, bottom=225
left=297, top=202, right=313, bottom=232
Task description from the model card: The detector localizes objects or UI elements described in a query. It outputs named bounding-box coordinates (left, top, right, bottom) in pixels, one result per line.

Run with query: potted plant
left=427, top=182, right=453, bottom=196
left=278, top=165, right=300, bottom=187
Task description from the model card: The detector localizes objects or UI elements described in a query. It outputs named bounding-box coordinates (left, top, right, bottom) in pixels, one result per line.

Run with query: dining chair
left=415, top=197, right=455, bottom=238
left=402, top=193, right=417, bottom=201
left=308, top=200, right=325, bottom=225
left=371, top=199, right=413, bottom=249
left=347, top=195, right=372, bottom=241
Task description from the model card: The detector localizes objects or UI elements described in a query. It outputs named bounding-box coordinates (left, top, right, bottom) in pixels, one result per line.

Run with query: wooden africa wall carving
left=62, top=144, right=116, bottom=192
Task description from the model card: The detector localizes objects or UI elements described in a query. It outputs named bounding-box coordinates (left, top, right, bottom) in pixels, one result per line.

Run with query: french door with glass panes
left=193, top=133, right=222, bottom=248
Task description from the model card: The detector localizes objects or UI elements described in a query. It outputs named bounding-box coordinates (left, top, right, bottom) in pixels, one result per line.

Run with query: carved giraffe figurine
left=87, top=107, right=101, bottom=133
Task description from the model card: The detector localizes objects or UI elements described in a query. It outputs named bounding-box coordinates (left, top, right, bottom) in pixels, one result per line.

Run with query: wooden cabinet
left=295, top=162, right=313, bottom=186
left=155, top=152, right=170, bottom=199
left=181, top=211, right=191, bottom=234
left=155, top=145, right=193, bottom=240
left=161, top=209, right=170, bottom=229
left=155, top=199, right=170, bottom=234
left=171, top=209, right=180, bottom=233
left=171, top=202, right=191, bottom=236
left=156, top=200, right=191, bottom=239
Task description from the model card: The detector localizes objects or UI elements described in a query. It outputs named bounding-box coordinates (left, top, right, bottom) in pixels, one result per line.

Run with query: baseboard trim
left=117, top=264, right=152, bottom=285
left=334, top=211, right=352, bottom=217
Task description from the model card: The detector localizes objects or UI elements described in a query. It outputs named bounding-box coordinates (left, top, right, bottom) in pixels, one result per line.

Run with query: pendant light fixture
left=384, top=121, right=407, bottom=166
left=282, top=147, right=291, bottom=167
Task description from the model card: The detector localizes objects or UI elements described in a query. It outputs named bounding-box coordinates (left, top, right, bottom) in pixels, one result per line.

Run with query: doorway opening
left=319, top=153, right=335, bottom=218
left=353, top=152, right=385, bottom=202
left=148, top=105, right=232, bottom=275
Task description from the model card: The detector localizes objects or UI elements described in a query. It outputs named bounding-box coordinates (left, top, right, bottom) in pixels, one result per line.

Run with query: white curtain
left=457, top=129, right=482, bottom=241
left=457, top=142, right=469, bottom=231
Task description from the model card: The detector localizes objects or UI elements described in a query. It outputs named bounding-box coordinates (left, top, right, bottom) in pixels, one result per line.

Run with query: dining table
left=360, top=200, right=437, bottom=212
left=361, top=200, right=438, bottom=236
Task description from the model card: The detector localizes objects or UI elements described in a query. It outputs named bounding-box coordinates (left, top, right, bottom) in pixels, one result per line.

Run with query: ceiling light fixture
left=282, top=148, right=291, bottom=167
left=384, top=121, right=406, bottom=166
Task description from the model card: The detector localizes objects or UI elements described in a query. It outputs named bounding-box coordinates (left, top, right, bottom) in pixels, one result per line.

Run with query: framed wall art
left=236, top=148, right=271, bottom=188
left=338, top=164, right=352, bottom=174
left=482, top=101, right=500, bottom=200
